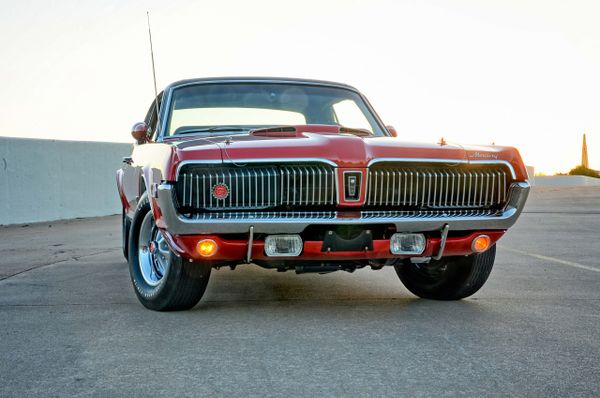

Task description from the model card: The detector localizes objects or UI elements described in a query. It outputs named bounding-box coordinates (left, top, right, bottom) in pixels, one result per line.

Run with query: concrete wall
left=0, top=137, right=131, bottom=225
left=533, top=175, right=600, bottom=186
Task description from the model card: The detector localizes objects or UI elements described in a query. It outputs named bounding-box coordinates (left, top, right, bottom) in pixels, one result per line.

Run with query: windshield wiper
left=175, top=126, right=248, bottom=135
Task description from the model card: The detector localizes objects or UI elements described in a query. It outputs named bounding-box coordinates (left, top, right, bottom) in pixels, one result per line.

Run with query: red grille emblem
left=212, top=183, right=229, bottom=200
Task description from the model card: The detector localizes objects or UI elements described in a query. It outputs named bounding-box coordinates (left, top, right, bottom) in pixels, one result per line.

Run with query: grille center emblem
left=212, top=183, right=229, bottom=200
left=344, top=171, right=362, bottom=201
left=348, top=176, right=357, bottom=197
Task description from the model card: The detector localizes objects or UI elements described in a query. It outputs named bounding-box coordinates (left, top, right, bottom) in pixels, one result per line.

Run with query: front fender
left=141, top=165, right=166, bottom=229
left=115, top=169, right=129, bottom=212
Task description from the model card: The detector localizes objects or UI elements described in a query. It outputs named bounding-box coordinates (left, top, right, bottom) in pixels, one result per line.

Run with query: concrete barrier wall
left=533, top=175, right=600, bottom=186
left=0, top=137, right=132, bottom=225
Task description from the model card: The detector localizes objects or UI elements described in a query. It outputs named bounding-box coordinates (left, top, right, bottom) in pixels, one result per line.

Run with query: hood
left=166, top=126, right=527, bottom=180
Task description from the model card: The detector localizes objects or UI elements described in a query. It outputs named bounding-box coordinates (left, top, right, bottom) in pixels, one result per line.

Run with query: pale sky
left=1, top=0, right=599, bottom=175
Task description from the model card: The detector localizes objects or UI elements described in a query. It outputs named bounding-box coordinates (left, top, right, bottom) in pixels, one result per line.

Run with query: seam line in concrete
left=498, top=245, right=600, bottom=273
left=0, top=249, right=120, bottom=282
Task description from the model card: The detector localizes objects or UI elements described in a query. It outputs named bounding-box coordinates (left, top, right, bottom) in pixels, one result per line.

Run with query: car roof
left=166, top=77, right=360, bottom=92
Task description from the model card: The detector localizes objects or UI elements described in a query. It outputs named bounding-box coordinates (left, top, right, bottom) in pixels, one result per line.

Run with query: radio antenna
left=146, top=11, right=161, bottom=133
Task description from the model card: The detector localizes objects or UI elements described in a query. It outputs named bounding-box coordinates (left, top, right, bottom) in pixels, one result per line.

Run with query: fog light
left=264, top=235, right=303, bottom=257
left=197, top=239, right=218, bottom=257
left=472, top=235, right=491, bottom=253
left=390, top=233, right=426, bottom=255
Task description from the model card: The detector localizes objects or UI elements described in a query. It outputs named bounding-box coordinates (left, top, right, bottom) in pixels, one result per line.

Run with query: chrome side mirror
left=131, top=122, right=149, bottom=144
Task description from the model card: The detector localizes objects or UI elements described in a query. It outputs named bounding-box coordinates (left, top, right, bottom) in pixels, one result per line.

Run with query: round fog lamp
left=472, top=235, right=491, bottom=253
left=197, top=239, right=218, bottom=257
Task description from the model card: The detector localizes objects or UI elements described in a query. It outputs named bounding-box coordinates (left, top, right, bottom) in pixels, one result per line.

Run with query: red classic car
left=116, top=77, right=529, bottom=311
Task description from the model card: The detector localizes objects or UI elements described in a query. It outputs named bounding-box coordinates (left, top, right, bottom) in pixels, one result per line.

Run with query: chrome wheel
left=138, top=211, right=171, bottom=286
left=129, top=197, right=212, bottom=311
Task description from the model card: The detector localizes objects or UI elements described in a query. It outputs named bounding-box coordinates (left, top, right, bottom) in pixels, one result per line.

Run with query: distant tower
left=582, top=133, right=589, bottom=168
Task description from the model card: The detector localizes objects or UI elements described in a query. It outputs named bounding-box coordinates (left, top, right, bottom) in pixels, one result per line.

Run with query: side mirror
left=131, top=122, right=149, bottom=144
left=386, top=125, right=398, bottom=137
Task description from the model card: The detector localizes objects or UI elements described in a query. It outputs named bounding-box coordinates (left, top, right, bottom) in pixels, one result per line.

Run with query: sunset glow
left=1, top=0, right=598, bottom=175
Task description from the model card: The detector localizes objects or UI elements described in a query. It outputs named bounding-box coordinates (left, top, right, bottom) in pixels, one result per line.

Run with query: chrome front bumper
left=155, top=182, right=530, bottom=235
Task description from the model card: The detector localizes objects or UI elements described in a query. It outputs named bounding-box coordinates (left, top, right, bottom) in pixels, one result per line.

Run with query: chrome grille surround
left=176, top=164, right=336, bottom=210
left=156, top=181, right=531, bottom=235
left=366, top=165, right=510, bottom=209
left=184, top=209, right=499, bottom=221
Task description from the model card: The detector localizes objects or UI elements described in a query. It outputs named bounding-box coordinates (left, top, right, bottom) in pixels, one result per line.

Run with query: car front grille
left=176, top=164, right=336, bottom=211
left=366, top=166, right=509, bottom=210
left=175, top=162, right=512, bottom=212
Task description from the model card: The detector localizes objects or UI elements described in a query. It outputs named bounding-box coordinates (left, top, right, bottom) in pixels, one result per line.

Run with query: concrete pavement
left=1, top=186, right=599, bottom=397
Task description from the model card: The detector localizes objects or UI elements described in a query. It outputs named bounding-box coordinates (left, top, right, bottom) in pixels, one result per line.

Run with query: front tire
left=128, top=197, right=211, bottom=311
left=394, top=245, right=496, bottom=300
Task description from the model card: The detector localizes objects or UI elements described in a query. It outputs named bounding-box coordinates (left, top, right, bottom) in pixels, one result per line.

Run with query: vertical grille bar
left=391, top=171, right=396, bottom=205
left=410, top=172, right=419, bottom=206
left=196, top=175, right=200, bottom=208
left=188, top=173, right=193, bottom=207
left=318, top=168, right=323, bottom=204
left=378, top=170, right=384, bottom=205
left=323, top=167, right=328, bottom=204
left=182, top=173, right=187, bottom=207
left=450, top=171, right=455, bottom=207
left=403, top=171, right=408, bottom=206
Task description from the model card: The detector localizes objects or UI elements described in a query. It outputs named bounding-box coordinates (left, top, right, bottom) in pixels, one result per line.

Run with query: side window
left=144, top=93, right=163, bottom=140
left=332, top=99, right=372, bottom=132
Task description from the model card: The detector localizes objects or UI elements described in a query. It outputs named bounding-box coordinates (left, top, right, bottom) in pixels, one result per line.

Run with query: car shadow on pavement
left=187, top=265, right=491, bottom=319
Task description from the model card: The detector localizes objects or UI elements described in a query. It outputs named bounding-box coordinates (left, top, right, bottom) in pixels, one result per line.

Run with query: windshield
left=165, top=83, right=386, bottom=136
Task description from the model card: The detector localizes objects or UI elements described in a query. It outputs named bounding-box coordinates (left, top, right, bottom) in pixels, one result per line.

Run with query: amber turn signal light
left=472, top=235, right=491, bottom=253
left=196, top=239, right=218, bottom=257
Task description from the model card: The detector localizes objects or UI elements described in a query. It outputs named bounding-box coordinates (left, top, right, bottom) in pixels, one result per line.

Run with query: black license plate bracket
left=321, top=229, right=373, bottom=252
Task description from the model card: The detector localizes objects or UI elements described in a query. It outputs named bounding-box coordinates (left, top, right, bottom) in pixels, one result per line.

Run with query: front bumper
left=166, top=230, right=506, bottom=262
left=154, top=181, right=530, bottom=235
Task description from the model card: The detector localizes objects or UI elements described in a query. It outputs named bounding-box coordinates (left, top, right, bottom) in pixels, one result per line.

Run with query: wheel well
left=139, top=176, right=147, bottom=197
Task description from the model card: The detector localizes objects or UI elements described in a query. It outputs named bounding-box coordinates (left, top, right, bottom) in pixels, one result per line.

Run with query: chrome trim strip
left=222, top=158, right=338, bottom=167
left=176, top=158, right=517, bottom=180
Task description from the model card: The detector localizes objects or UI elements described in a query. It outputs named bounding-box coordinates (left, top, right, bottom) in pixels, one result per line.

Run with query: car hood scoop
left=250, top=124, right=371, bottom=138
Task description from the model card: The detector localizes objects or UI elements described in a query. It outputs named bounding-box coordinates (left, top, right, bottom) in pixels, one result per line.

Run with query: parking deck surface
left=1, top=186, right=599, bottom=397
